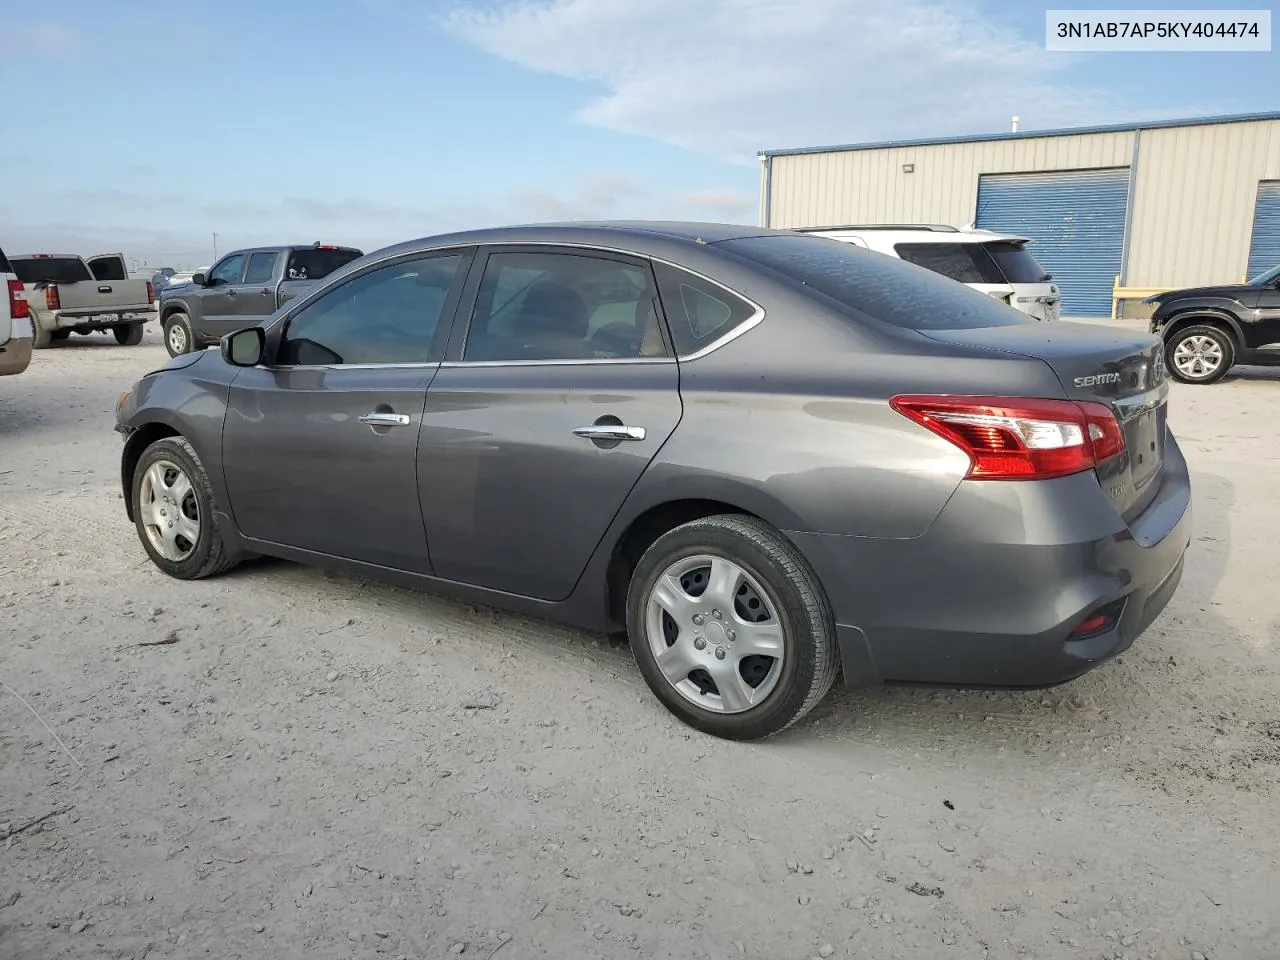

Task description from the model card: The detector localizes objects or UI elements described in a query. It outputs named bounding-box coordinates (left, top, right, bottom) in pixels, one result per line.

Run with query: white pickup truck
left=10, top=252, right=155, bottom=348
left=1, top=245, right=34, bottom=376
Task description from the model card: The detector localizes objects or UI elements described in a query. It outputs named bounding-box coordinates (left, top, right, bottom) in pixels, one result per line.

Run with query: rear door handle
left=98, top=285, right=112, bottom=293
left=359, top=412, right=411, bottom=427
left=572, top=424, right=646, bottom=442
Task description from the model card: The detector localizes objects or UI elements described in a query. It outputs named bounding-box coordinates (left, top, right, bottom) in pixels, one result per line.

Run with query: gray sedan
left=115, top=222, right=1191, bottom=740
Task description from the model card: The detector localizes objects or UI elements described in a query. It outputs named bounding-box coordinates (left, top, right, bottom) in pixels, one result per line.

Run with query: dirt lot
left=1, top=325, right=1278, bottom=960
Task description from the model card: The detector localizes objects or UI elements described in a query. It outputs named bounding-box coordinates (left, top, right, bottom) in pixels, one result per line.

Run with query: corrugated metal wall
left=976, top=169, right=1130, bottom=316
left=766, top=117, right=1280, bottom=292
left=1126, top=119, right=1280, bottom=287
left=767, top=133, right=1133, bottom=231
left=1247, top=181, right=1280, bottom=278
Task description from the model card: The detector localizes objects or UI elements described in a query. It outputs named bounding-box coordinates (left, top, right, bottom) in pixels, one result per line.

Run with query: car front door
left=221, top=250, right=472, bottom=572
left=417, top=246, right=682, bottom=601
left=197, top=254, right=247, bottom=337
left=235, top=251, right=282, bottom=327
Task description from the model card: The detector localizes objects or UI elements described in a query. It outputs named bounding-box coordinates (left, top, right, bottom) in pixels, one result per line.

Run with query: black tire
left=49, top=329, right=71, bottom=342
left=163, top=313, right=193, bottom=357
left=114, top=323, right=144, bottom=346
left=31, top=324, right=52, bottom=350
left=131, top=436, right=241, bottom=580
left=1165, top=323, right=1235, bottom=385
left=625, top=514, right=839, bottom=741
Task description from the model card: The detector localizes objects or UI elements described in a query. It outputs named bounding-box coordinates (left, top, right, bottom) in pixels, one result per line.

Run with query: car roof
left=369, top=221, right=784, bottom=260
left=806, top=227, right=1032, bottom=245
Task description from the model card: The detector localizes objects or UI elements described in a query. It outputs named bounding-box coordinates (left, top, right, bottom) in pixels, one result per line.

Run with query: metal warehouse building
left=758, top=112, right=1280, bottom=317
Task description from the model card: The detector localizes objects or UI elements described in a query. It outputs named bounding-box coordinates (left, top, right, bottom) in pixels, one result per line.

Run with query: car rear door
left=236, top=250, right=282, bottom=326
left=417, top=246, right=682, bottom=601
left=222, top=250, right=472, bottom=572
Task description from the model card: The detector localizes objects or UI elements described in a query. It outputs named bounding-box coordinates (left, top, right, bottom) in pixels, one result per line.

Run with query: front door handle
left=573, top=424, right=646, bottom=442
left=359, top=412, right=411, bottom=427
left=226, top=288, right=237, bottom=297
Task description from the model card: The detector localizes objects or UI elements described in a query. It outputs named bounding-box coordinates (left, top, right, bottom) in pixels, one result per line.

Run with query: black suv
left=1148, top=263, right=1280, bottom=384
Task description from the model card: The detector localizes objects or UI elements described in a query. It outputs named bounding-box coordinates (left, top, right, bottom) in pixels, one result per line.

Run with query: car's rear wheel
left=1166, top=324, right=1234, bottom=384
left=32, top=325, right=52, bottom=350
left=163, top=313, right=193, bottom=357
left=114, top=323, right=144, bottom=346
left=132, top=436, right=241, bottom=579
left=626, top=514, right=839, bottom=740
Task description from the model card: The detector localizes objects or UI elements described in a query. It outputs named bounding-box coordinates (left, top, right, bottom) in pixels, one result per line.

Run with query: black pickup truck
left=1147, top=262, right=1280, bottom=384
left=157, top=243, right=363, bottom=356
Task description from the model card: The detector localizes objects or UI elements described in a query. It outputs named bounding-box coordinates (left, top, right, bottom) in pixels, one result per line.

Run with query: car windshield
left=284, top=248, right=363, bottom=281
left=1248, top=262, right=1280, bottom=286
left=722, top=234, right=1032, bottom=329
left=11, top=257, right=93, bottom=284
left=983, top=241, right=1052, bottom=283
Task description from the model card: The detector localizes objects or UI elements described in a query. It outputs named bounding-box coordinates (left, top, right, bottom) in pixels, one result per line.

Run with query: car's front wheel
left=132, top=436, right=241, bottom=579
left=163, top=313, right=193, bottom=357
left=1166, top=323, right=1234, bottom=384
left=626, top=514, right=839, bottom=740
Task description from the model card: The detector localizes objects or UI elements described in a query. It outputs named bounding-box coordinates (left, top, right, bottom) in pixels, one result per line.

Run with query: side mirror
left=221, top=327, right=265, bottom=367
left=192, top=272, right=207, bottom=286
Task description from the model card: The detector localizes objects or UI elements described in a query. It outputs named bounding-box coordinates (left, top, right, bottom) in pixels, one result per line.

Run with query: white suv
left=0, top=245, right=33, bottom=377
left=800, top=224, right=1061, bottom=321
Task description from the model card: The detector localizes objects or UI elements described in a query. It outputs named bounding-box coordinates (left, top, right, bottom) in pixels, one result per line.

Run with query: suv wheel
left=132, top=436, right=241, bottom=579
left=626, top=514, right=839, bottom=740
left=1166, top=324, right=1234, bottom=384
left=163, top=313, right=193, bottom=357
left=114, top=323, right=144, bottom=346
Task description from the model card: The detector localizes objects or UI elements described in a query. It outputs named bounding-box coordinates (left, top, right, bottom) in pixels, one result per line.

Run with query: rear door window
left=244, top=252, right=279, bottom=285
left=893, top=243, right=1003, bottom=284
left=652, top=263, right=757, bottom=356
left=983, top=242, right=1052, bottom=283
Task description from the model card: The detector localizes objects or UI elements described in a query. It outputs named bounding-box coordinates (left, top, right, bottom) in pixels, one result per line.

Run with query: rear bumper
left=50, top=310, right=154, bottom=330
left=788, top=433, right=1192, bottom=689
left=0, top=328, right=33, bottom=377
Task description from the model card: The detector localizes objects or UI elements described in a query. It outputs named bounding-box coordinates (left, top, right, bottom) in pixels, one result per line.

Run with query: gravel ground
left=2, top=326, right=1278, bottom=960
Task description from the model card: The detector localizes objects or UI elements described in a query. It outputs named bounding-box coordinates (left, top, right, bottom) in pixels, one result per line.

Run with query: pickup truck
left=157, top=243, right=363, bottom=356
left=1, top=245, right=33, bottom=377
left=10, top=253, right=155, bottom=349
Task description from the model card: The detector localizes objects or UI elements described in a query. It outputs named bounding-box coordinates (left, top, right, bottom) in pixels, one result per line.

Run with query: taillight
left=45, top=285, right=60, bottom=310
left=146, top=281, right=155, bottom=304
left=891, top=395, right=1126, bottom=481
left=6, top=279, right=26, bottom=319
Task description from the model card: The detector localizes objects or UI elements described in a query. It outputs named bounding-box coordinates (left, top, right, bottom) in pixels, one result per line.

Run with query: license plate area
left=1123, top=398, right=1166, bottom=491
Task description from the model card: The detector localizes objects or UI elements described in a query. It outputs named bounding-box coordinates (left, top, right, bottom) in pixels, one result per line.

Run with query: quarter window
left=652, top=262, right=757, bottom=356
left=243, top=252, right=279, bottom=285
left=278, top=254, right=465, bottom=365
left=209, top=255, right=246, bottom=286
left=463, top=251, right=667, bottom=361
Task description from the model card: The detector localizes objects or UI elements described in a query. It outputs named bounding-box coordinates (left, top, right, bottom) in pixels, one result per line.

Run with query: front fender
left=1154, top=300, right=1248, bottom=345
left=159, top=296, right=195, bottom=323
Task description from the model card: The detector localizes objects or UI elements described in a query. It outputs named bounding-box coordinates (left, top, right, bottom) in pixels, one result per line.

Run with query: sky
left=0, top=0, right=1274, bottom=268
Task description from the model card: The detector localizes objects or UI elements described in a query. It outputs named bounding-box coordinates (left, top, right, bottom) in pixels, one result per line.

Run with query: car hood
left=1150, top=283, right=1252, bottom=303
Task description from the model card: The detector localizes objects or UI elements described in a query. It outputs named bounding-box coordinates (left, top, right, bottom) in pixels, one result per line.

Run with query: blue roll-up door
left=1247, top=181, right=1280, bottom=279
left=976, top=168, right=1130, bottom=317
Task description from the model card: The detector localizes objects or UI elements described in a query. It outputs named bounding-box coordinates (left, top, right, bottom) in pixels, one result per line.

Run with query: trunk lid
left=919, top=321, right=1169, bottom=520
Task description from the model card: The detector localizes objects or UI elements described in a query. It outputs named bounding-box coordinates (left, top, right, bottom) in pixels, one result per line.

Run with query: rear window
left=893, top=243, right=1004, bottom=284
left=722, top=234, right=1031, bottom=330
left=284, top=248, right=363, bottom=281
left=984, top=242, right=1051, bottom=283
left=11, top=256, right=93, bottom=284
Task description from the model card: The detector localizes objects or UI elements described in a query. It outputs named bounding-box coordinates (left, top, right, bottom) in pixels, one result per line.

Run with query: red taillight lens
left=146, top=281, right=155, bottom=304
left=891, top=395, right=1126, bottom=481
left=6, top=279, right=27, bottom=319
left=45, top=284, right=60, bottom=310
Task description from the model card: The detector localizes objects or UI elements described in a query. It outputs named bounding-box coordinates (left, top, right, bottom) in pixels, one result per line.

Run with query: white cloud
left=672, top=189, right=756, bottom=220
left=442, top=0, right=1123, bottom=160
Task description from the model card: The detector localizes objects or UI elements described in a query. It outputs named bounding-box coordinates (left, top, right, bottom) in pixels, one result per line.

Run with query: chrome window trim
left=267, top=239, right=766, bottom=369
